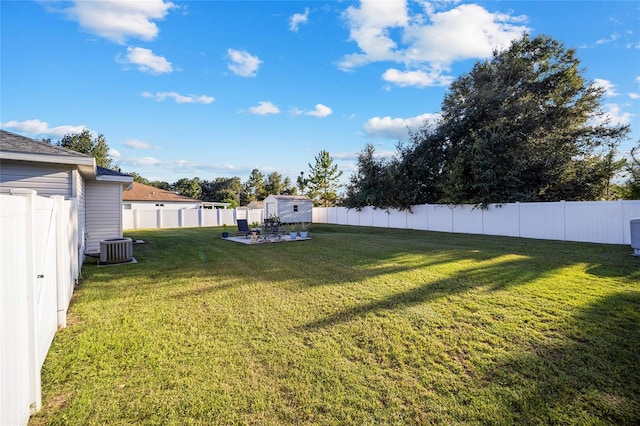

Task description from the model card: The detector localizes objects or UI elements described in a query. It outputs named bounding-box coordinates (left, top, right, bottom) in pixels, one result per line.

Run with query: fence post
left=10, top=189, right=42, bottom=413
left=157, top=208, right=163, bottom=229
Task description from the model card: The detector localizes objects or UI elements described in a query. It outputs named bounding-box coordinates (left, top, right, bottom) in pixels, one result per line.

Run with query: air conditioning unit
left=100, top=237, right=133, bottom=264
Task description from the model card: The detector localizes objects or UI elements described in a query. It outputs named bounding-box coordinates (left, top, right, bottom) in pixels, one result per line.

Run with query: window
left=293, top=205, right=299, bottom=212
left=123, top=204, right=132, bottom=210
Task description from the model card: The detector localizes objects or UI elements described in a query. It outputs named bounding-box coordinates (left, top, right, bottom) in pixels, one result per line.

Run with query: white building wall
left=85, top=181, right=123, bottom=254
left=0, top=161, right=72, bottom=197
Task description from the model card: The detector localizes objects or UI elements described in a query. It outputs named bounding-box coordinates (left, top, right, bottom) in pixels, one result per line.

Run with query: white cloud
left=109, top=148, right=121, bottom=158
left=136, top=157, right=163, bottom=166
left=364, top=112, right=441, bottom=139
left=402, top=4, right=529, bottom=64
left=589, top=103, right=633, bottom=127
left=62, top=0, right=175, bottom=44
left=602, top=104, right=633, bottom=125
left=289, top=7, right=310, bottom=32
left=382, top=68, right=452, bottom=87
left=227, top=49, right=262, bottom=77
left=339, top=1, right=529, bottom=87
left=596, top=33, right=619, bottom=45
left=248, top=101, right=280, bottom=115
left=1, top=119, right=87, bottom=138
left=142, top=91, right=214, bottom=104
left=125, top=139, right=152, bottom=149
left=121, top=47, right=173, bottom=74
left=630, top=93, right=640, bottom=100
left=593, top=78, right=618, bottom=96
left=292, top=104, right=333, bottom=118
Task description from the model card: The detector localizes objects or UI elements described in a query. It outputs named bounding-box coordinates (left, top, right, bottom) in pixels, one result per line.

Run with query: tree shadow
left=478, top=291, right=640, bottom=424
left=300, top=254, right=549, bottom=330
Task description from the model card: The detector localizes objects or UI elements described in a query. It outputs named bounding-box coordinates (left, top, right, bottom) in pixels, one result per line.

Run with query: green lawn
left=32, top=225, right=640, bottom=425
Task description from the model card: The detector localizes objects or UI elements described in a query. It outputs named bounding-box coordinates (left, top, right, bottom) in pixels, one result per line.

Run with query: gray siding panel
left=0, top=161, right=72, bottom=197
left=85, top=181, right=123, bottom=254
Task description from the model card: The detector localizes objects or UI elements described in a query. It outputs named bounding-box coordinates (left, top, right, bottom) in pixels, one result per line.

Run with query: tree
left=201, top=177, right=243, bottom=203
left=296, top=172, right=309, bottom=196
left=244, top=169, right=267, bottom=201
left=127, top=172, right=150, bottom=185
left=344, top=144, right=397, bottom=210
left=307, top=150, right=343, bottom=207
left=620, top=142, right=640, bottom=199
left=172, top=177, right=202, bottom=199
left=56, top=129, right=114, bottom=168
left=408, top=34, right=629, bottom=207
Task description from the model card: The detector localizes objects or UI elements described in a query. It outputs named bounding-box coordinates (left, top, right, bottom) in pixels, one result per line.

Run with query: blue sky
left=2, top=0, right=639, bottom=187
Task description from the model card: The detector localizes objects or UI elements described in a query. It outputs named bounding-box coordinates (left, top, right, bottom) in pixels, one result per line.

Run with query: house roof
left=0, top=129, right=96, bottom=176
left=246, top=200, right=264, bottom=209
left=123, top=181, right=201, bottom=203
left=0, top=130, right=133, bottom=184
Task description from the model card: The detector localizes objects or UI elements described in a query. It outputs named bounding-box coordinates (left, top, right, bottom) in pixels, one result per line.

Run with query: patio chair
left=236, top=219, right=251, bottom=237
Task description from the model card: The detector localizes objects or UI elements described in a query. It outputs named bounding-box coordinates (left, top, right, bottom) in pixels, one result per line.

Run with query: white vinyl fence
left=313, top=200, right=640, bottom=245
left=123, top=207, right=264, bottom=230
left=1, top=190, right=79, bottom=426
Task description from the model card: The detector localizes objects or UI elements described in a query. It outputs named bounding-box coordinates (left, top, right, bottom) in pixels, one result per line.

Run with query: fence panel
left=452, top=205, right=483, bottom=235
left=369, top=209, right=387, bottom=227
left=201, top=209, right=218, bottom=227
left=427, top=205, right=454, bottom=232
left=482, top=204, right=520, bottom=237
left=162, top=210, right=180, bottom=228
left=34, top=197, right=58, bottom=369
left=334, top=207, right=348, bottom=225
left=182, top=209, right=200, bottom=228
left=311, top=200, right=639, bottom=245
left=407, top=205, right=429, bottom=231
left=2, top=191, right=79, bottom=426
left=1, top=195, right=32, bottom=426
left=519, top=202, right=565, bottom=240
left=219, top=209, right=236, bottom=226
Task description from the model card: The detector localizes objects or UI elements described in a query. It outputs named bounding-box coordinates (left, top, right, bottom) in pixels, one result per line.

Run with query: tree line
left=48, top=35, right=637, bottom=209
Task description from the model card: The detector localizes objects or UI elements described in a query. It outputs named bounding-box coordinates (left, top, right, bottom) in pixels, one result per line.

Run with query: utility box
left=631, top=219, right=640, bottom=256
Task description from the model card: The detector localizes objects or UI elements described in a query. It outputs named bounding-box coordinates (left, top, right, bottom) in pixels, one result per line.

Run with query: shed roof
left=264, top=195, right=311, bottom=201
left=123, top=181, right=200, bottom=203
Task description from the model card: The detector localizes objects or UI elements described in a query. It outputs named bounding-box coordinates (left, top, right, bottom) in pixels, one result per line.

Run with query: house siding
left=0, top=161, right=72, bottom=197
left=85, top=181, right=123, bottom=254
left=74, top=170, right=87, bottom=256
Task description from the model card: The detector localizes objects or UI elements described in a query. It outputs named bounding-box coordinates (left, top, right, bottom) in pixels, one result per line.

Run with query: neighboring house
left=263, top=195, right=313, bottom=223
left=0, top=129, right=133, bottom=256
left=123, top=181, right=201, bottom=210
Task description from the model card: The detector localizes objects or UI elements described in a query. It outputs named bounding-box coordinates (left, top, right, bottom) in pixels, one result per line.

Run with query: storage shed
left=264, top=195, right=312, bottom=223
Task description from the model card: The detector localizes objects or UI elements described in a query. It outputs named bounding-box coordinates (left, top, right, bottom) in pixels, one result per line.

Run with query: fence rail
left=1, top=191, right=79, bottom=426
left=313, top=200, right=640, bottom=245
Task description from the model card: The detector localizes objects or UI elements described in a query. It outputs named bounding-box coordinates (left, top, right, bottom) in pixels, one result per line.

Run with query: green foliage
left=171, top=177, right=202, bottom=200
left=201, top=177, right=243, bottom=204
left=346, top=34, right=630, bottom=210
left=343, top=144, right=399, bottom=210
left=307, top=149, right=343, bottom=207
left=435, top=34, right=629, bottom=206
left=56, top=129, right=113, bottom=168
left=620, top=143, right=640, bottom=199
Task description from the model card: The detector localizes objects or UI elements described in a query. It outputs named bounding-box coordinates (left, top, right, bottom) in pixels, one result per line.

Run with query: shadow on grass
left=478, top=291, right=640, bottom=424
left=300, top=253, right=550, bottom=330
